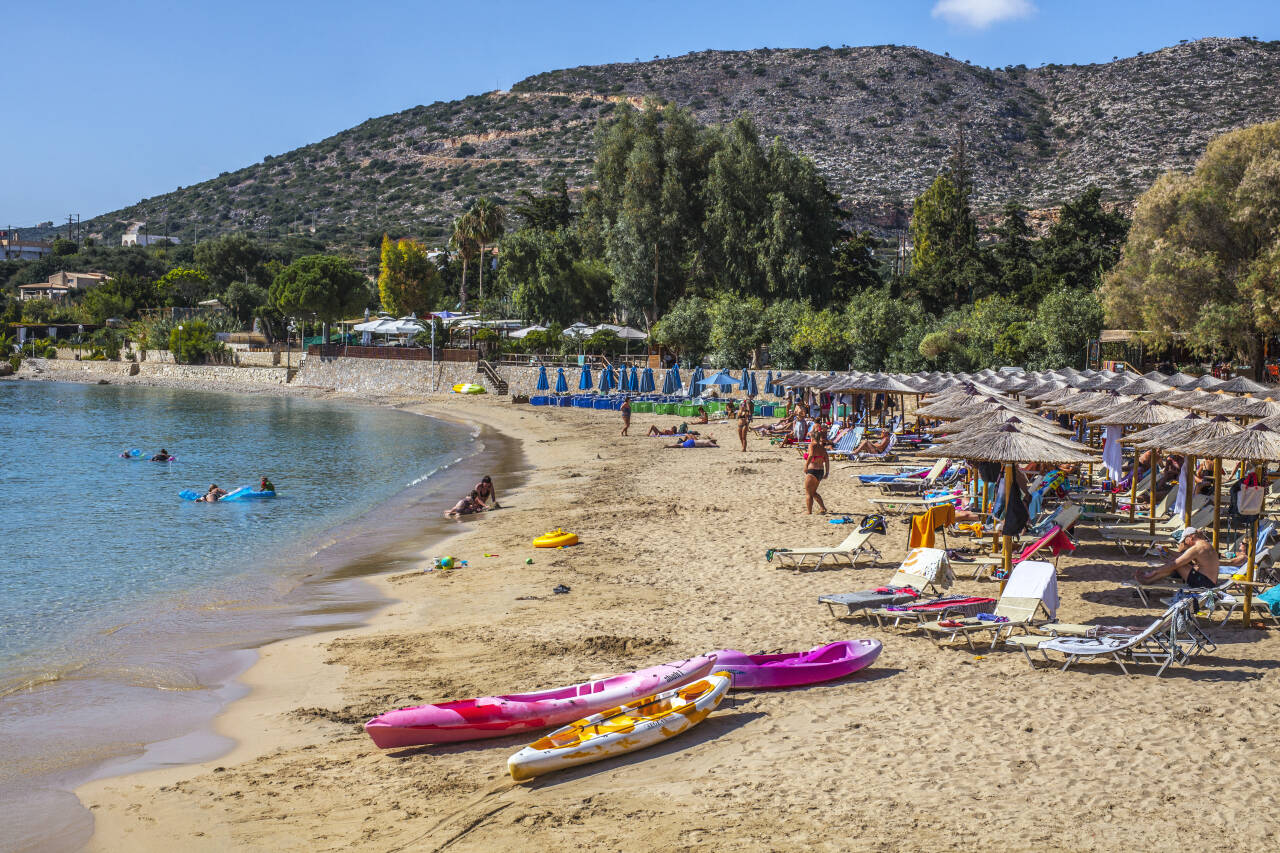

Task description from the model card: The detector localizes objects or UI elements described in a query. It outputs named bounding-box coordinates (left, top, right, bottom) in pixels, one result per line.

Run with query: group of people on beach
left=445, top=475, right=500, bottom=516
left=620, top=395, right=755, bottom=451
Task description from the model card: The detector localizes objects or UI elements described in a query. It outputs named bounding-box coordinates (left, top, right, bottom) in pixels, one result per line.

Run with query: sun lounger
left=1098, top=503, right=1214, bottom=553
left=818, top=548, right=953, bottom=618
left=866, top=490, right=963, bottom=515
left=965, top=522, right=1077, bottom=580
left=1018, top=599, right=1199, bottom=676
left=919, top=561, right=1058, bottom=650
left=869, top=595, right=998, bottom=629
left=767, top=527, right=883, bottom=571
left=827, top=427, right=866, bottom=459
left=1117, top=521, right=1276, bottom=605
left=876, top=459, right=951, bottom=495
left=1081, top=485, right=1182, bottom=523
left=849, top=432, right=898, bottom=463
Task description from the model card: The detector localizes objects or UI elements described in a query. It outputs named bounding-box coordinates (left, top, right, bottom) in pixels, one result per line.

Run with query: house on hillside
left=1, top=233, right=53, bottom=261
left=122, top=232, right=181, bottom=247
left=17, top=271, right=111, bottom=301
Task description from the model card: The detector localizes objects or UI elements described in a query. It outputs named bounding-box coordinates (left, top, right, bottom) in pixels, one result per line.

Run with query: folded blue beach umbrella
left=619, top=366, right=630, bottom=392
left=600, top=365, right=616, bottom=393
left=688, top=366, right=703, bottom=396
left=555, top=367, right=568, bottom=394
left=746, top=370, right=758, bottom=397
left=629, top=366, right=640, bottom=392
left=579, top=365, right=593, bottom=391
left=641, top=367, right=655, bottom=393
left=661, top=369, right=675, bottom=395
left=671, top=363, right=682, bottom=392
left=536, top=365, right=549, bottom=392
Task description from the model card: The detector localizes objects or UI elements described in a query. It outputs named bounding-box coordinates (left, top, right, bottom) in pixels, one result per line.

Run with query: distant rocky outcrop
left=57, top=37, right=1280, bottom=246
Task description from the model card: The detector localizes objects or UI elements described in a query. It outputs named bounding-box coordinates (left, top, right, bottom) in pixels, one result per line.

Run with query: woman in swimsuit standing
left=737, top=398, right=753, bottom=451
left=803, top=433, right=829, bottom=514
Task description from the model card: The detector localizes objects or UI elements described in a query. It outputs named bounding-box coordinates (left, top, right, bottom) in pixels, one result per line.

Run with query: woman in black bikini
left=474, top=475, right=499, bottom=508
left=737, top=399, right=753, bottom=451
left=803, top=434, right=829, bottom=514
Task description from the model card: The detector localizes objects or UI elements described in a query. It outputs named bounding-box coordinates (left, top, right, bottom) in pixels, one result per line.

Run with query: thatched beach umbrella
left=922, top=423, right=1096, bottom=587
left=1138, top=415, right=1244, bottom=545
left=1176, top=423, right=1280, bottom=623
left=1214, top=396, right=1280, bottom=420
left=1214, top=375, right=1271, bottom=395
left=1164, top=372, right=1200, bottom=388
left=1191, top=374, right=1226, bottom=390
left=1094, top=399, right=1185, bottom=528
left=1115, top=376, right=1173, bottom=396
left=937, top=408, right=1074, bottom=438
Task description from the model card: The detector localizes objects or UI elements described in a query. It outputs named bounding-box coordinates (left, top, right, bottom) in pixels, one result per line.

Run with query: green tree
left=832, top=232, right=884, bottom=297
left=168, top=319, right=223, bottom=364
left=651, top=295, right=712, bottom=363
left=791, top=305, right=849, bottom=370
left=707, top=292, right=766, bottom=367
left=21, top=298, right=55, bottom=323
left=155, top=267, right=214, bottom=307
left=222, top=281, right=271, bottom=326
left=499, top=228, right=611, bottom=326
left=762, top=299, right=808, bottom=369
left=468, top=198, right=505, bottom=303
left=52, top=237, right=78, bottom=257
left=194, top=233, right=270, bottom=290
left=1037, top=187, right=1129, bottom=295
left=270, top=255, right=370, bottom=324
left=80, top=287, right=133, bottom=324
left=450, top=212, right=480, bottom=311
left=378, top=234, right=442, bottom=317
left=907, top=171, right=982, bottom=311
left=844, top=287, right=927, bottom=371
left=987, top=201, right=1037, bottom=301
left=1026, top=287, right=1103, bottom=369
left=512, top=176, right=574, bottom=231
left=1102, top=120, right=1280, bottom=369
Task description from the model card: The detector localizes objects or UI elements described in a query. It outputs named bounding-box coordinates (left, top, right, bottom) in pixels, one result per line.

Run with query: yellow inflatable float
left=452, top=383, right=486, bottom=394
left=533, top=528, right=578, bottom=548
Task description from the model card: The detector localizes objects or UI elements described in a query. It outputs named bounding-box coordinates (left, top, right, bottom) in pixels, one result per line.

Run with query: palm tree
left=468, top=198, right=505, bottom=303
left=450, top=212, right=480, bottom=311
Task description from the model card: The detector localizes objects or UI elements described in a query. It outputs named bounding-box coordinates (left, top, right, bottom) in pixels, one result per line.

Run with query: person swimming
left=202, top=484, right=228, bottom=503
left=151, top=449, right=172, bottom=462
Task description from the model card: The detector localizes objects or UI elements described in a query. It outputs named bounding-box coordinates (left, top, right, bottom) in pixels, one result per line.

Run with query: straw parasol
left=1114, top=376, right=1173, bottom=395
left=1163, top=372, right=1200, bottom=388
left=922, top=423, right=1096, bottom=586
left=1168, top=388, right=1230, bottom=413
left=1211, top=375, right=1270, bottom=394
left=1092, top=398, right=1185, bottom=527
left=1143, top=370, right=1171, bottom=382
left=1176, top=423, right=1280, bottom=623
left=936, top=408, right=1074, bottom=438
left=1213, top=396, right=1280, bottom=420
left=1132, top=415, right=1244, bottom=544
left=1190, top=374, right=1225, bottom=390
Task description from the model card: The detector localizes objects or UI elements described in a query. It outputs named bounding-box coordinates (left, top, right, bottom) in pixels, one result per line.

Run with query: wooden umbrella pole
left=1212, top=458, right=1222, bottom=551
left=1184, top=454, right=1196, bottom=527
left=1129, top=445, right=1139, bottom=522
left=1149, top=448, right=1160, bottom=537
left=1000, top=461, right=1014, bottom=593
left=1245, top=461, right=1261, bottom=626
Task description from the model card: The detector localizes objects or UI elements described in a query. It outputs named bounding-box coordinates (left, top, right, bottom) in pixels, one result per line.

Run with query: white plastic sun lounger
left=768, top=528, right=883, bottom=571
left=1019, top=599, right=1198, bottom=676
left=818, top=548, right=953, bottom=617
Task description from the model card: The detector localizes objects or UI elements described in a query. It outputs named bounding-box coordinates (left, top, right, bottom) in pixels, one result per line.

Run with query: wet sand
left=76, top=398, right=1280, bottom=851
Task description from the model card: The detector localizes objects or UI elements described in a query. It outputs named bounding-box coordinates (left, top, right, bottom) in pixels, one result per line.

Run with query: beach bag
left=1234, top=472, right=1264, bottom=517
left=1237, top=484, right=1265, bottom=517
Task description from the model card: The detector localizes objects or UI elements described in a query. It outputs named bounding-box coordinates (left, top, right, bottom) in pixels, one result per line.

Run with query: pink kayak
left=364, top=654, right=718, bottom=748
left=711, top=640, right=882, bottom=690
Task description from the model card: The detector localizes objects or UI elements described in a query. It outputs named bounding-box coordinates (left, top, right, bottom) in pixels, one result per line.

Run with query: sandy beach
left=68, top=393, right=1280, bottom=851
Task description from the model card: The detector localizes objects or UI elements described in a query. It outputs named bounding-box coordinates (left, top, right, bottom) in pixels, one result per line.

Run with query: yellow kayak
left=452, top=383, right=486, bottom=394
left=533, top=528, right=578, bottom=548
left=507, top=670, right=731, bottom=781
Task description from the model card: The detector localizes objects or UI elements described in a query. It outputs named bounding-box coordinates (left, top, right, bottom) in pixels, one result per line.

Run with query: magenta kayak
left=364, top=654, right=718, bottom=748
left=711, top=640, right=882, bottom=689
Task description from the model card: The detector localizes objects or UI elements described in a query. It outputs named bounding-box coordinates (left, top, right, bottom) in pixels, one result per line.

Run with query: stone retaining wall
left=17, top=358, right=291, bottom=385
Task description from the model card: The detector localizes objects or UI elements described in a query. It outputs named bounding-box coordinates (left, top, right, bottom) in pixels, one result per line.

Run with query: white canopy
left=510, top=324, right=548, bottom=339
left=593, top=323, right=648, bottom=340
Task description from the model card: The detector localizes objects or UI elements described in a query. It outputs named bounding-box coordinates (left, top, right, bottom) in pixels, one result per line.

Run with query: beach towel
left=1103, top=425, right=1124, bottom=481
left=1002, top=560, right=1059, bottom=618
left=907, top=504, right=956, bottom=549
left=883, top=596, right=995, bottom=612
left=1173, top=454, right=1190, bottom=518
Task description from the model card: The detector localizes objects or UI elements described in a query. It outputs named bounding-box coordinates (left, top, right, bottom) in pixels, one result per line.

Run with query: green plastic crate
left=677, top=404, right=698, bottom=418
left=656, top=403, right=677, bottom=415
left=632, top=401, right=654, bottom=413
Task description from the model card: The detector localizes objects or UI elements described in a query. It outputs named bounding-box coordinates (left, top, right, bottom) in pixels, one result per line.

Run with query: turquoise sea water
left=0, top=380, right=495, bottom=852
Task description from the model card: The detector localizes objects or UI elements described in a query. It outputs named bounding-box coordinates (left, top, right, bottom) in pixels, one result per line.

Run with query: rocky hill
left=44, top=37, right=1280, bottom=247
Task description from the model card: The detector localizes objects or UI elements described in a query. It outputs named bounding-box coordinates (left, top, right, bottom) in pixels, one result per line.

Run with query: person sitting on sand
left=151, top=448, right=172, bottom=462
left=851, top=432, right=892, bottom=455
left=474, top=475, right=500, bottom=508
left=665, top=436, right=718, bottom=448
left=445, top=491, right=487, bottom=517
left=202, top=484, right=228, bottom=503
left=1134, top=527, right=1229, bottom=589
left=694, top=406, right=709, bottom=424
left=259, top=476, right=275, bottom=493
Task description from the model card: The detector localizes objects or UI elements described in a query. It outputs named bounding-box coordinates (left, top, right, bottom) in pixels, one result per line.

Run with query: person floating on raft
left=259, top=475, right=275, bottom=493
left=201, top=484, right=228, bottom=502
left=151, top=448, right=173, bottom=461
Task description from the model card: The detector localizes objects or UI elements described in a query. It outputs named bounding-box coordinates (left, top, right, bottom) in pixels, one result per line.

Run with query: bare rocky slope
left=50, top=37, right=1280, bottom=247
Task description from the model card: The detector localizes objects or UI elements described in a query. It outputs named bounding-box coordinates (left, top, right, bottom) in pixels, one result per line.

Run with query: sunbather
left=850, top=432, right=892, bottom=455
left=665, top=436, right=718, bottom=448
left=647, top=424, right=698, bottom=436
left=1134, top=527, right=1222, bottom=588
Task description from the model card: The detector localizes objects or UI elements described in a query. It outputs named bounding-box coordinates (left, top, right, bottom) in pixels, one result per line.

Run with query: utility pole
left=652, top=242, right=658, bottom=328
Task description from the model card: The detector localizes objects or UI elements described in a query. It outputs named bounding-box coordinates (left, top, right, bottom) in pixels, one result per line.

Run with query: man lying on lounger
left=664, top=436, right=718, bottom=448
left=850, top=432, right=892, bottom=455
left=1134, top=527, right=1239, bottom=589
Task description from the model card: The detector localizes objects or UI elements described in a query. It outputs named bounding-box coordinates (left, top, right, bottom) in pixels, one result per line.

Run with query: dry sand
left=78, top=398, right=1280, bottom=851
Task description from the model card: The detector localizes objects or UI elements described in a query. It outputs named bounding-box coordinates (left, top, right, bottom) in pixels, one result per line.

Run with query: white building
left=1, top=234, right=53, bottom=260
left=122, top=232, right=181, bottom=247
left=17, top=271, right=111, bottom=301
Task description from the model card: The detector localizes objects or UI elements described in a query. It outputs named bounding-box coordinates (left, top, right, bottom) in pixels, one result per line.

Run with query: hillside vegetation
left=40, top=37, right=1280, bottom=248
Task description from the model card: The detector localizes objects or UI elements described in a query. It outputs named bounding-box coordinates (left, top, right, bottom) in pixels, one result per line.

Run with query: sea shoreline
left=26, top=370, right=1280, bottom=852
left=1, top=370, right=529, bottom=853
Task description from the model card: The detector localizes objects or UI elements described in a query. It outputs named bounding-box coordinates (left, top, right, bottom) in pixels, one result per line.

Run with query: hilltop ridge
left=33, top=37, right=1280, bottom=247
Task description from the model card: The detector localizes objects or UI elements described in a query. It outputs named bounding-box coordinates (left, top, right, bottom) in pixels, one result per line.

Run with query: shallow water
left=0, top=381, right=515, bottom=852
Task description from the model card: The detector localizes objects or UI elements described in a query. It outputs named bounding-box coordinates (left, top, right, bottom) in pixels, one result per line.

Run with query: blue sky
left=4, top=0, right=1278, bottom=225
